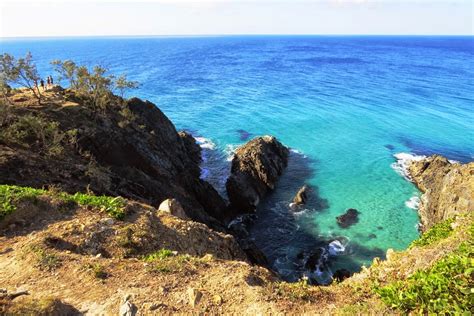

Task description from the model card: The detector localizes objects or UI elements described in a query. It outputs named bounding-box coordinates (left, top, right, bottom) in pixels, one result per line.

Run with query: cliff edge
left=408, top=155, right=474, bottom=231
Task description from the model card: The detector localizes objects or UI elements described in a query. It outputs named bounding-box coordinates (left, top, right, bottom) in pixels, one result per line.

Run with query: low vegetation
left=28, top=245, right=62, bottom=271
left=273, top=278, right=314, bottom=302
left=143, top=249, right=211, bottom=273
left=0, top=185, right=45, bottom=220
left=62, top=192, right=126, bottom=220
left=410, top=218, right=454, bottom=248
left=0, top=184, right=126, bottom=220
left=0, top=114, right=68, bottom=157
left=84, top=263, right=109, bottom=279
left=375, top=241, right=473, bottom=314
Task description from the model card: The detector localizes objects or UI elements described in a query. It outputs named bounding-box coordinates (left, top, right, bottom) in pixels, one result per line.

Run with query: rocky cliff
left=408, top=155, right=474, bottom=231
left=0, top=92, right=226, bottom=226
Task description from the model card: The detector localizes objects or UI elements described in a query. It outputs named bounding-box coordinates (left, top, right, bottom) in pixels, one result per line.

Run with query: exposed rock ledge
left=408, top=155, right=474, bottom=231
left=226, top=136, right=289, bottom=217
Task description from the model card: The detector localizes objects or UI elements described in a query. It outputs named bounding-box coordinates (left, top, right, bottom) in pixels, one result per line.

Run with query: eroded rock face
left=408, top=155, right=474, bottom=231
left=226, top=136, right=289, bottom=216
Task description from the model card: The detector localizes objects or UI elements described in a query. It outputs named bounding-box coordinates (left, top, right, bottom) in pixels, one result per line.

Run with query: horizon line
left=1, top=33, right=473, bottom=40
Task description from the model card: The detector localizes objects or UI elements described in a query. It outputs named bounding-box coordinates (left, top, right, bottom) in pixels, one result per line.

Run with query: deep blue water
left=2, top=36, right=473, bottom=282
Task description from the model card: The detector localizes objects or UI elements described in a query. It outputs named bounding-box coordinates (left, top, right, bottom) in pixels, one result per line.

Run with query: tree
left=51, top=59, right=77, bottom=88
left=115, top=75, right=139, bottom=100
left=0, top=52, right=43, bottom=104
left=51, top=59, right=138, bottom=111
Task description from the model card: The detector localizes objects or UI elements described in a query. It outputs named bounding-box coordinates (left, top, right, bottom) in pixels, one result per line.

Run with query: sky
left=0, top=0, right=472, bottom=37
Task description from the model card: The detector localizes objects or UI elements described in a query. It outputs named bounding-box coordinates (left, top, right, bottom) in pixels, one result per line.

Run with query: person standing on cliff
left=46, top=76, right=51, bottom=88
left=40, top=79, right=45, bottom=91
left=49, top=75, right=54, bottom=85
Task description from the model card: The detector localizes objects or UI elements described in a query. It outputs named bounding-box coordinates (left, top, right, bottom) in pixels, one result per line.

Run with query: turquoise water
left=2, top=36, right=473, bottom=281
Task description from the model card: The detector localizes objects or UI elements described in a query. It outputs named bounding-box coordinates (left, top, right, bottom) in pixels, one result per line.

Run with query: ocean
left=2, top=35, right=473, bottom=282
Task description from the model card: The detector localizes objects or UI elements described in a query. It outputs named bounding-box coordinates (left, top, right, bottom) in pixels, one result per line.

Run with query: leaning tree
left=0, top=52, right=43, bottom=104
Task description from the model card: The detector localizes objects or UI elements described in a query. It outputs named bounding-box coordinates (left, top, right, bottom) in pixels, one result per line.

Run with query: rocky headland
left=0, top=85, right=472, bottom=314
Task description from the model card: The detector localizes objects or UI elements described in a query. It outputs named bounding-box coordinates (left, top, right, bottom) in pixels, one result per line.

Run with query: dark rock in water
left=377, top=226, right=384, bottom=230
left=237, top=129, right=252, bottom=141
left=368, top=233, right=377, bottom=239
left=333, top=269, right=352, bottom=282
left=336, top=208, right=360, bottom=228
left=292, top=185, right=311, bottom=206
left=226, top=136, right=289, bottom=216
left=304, top=248, right=325, bottom=271
left=384, top=144, right=395, bottom=150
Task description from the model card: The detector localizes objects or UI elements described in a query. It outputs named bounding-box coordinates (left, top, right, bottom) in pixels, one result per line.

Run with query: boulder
left=336, top=208, right=360, bottom=228
left=292, top=185, right=310, bottom=205
left=226, top=136, right=289, bottom=216
left=407, top=155, right=474, bottom=231
left=187, top=287, right=202, bottom=307
left=158, top=198, right=189, bottom=220
left=119, top=296, right=137, bottom=316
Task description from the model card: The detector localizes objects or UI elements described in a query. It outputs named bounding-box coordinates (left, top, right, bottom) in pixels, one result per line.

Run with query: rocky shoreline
left=1, top=86, right=472, bottom=314
left=405, top=155, right=473, bottom=231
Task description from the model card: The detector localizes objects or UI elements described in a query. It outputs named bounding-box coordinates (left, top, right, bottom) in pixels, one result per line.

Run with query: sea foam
left=195, top=136, right=216, bottom=150
left=391, top=152, right=426, bottom=181
left=224, top=144, right=238, bottom=161
left=328, top=240, right=346, bottom=256
left=405, top=196, right=420, bottom=210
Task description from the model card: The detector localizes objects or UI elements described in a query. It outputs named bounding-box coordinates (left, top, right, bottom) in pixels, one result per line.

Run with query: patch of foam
left=405, top=196, right=420, bottom=210
left=328, top=240, right=346, bottom=256
left=224, top=144, right=238, bottom=161
left=391, top=152, right=426, bottom=181
left=290, top=148, right=307, bottom=158
left=195, top=136, right=216, bottom=150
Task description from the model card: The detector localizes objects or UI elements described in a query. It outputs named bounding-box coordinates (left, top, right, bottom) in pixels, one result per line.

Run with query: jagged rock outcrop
left=226, top=136, right=289, bottom=216
left=292, top=185, right=310, bottom=206
left=408, top=155, right=474, bottom=231
left=0, top=93, right=227, bottom=226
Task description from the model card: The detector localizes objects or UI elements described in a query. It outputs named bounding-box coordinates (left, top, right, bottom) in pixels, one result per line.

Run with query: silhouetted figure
left=50, top=75, right=54, bottom=85
left=47, top=76, right=51, bottom=86
left=40, top=79, right=45, bottom=91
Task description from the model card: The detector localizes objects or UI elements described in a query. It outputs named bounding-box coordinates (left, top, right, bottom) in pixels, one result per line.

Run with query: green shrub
left=84, top=263, right=108, bottom=279
left=273, top=278, right=313, bottom=301
left=143, top=249, right=175, bottom=262
left=0, top=185, right=45, bottom=220
left=61, top=192, right=126, bottom=220
left=29, top=245, right=62, bottom=271
left=143, top=249, right=209, bottom=274
left=0, top=184, right=126, bottom=220
left=410, top=219, right=454, bottom=248
left=0, top=114, right=65, bottom=156
left=376, top=242, right=473, bottom=314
